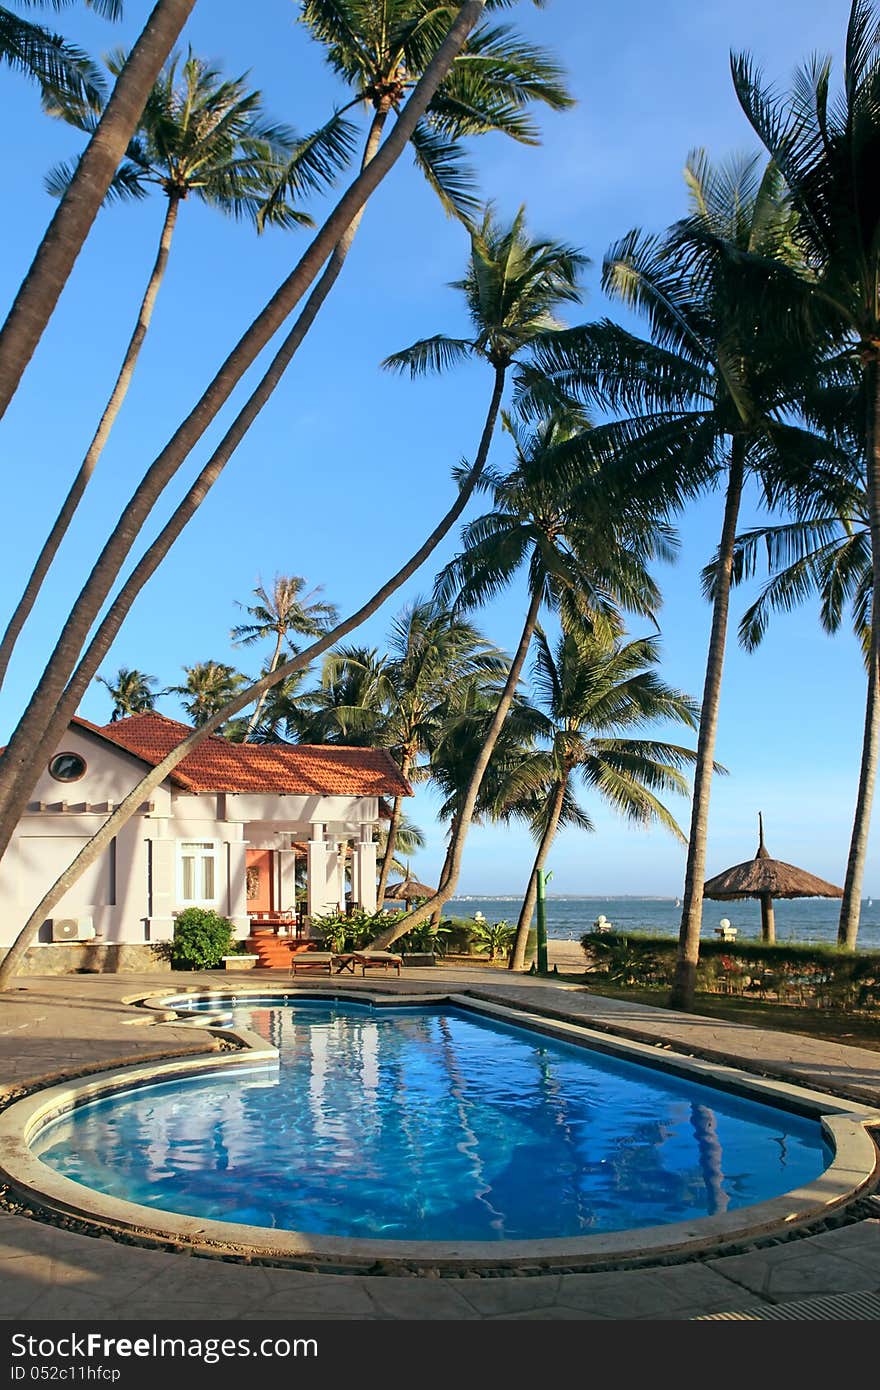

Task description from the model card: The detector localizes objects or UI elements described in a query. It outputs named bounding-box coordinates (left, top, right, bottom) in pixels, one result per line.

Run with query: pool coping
left=0, top=984, right=877, bottom=1273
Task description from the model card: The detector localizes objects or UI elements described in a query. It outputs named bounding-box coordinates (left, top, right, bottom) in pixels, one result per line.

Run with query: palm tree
left=374, top=601, right=507, bottom=905
left=0, top=3, right=509, bottom=852
left=0, top=0, right=115, bottom=109
left=231, top=576, right=339, bottom=740
left=95, top=665, right=157, bottom=720
left=245, top=665, right=312, bottom=744
left=0, top=53, right=337, bottom=693
left=0, top=195, right=585, bottom=876
left=18, top=0, right=571, bottom=728
left=376, top=813, right=427, bottom=885
left=297, top=645, right=393, bottom=747
left=505, top=629, right=700, bottom=970
left=427, top=674, right=544, bottom=918
left=721, top=383, right=872, bottom=946
left=731, top=0, right=880, bottom=950
left=167, top=661, right=245, bottom=729
left=264, top=0, right=573, bottom=269
left=0, top=0, right=197, bottom=422
left=368, top=409, right=673, bottom=948
left=0, top=3, right=516, bottom=993
left=524, top=151, right=835, bottom=1009
left=305, top=601, right=507, bottom=905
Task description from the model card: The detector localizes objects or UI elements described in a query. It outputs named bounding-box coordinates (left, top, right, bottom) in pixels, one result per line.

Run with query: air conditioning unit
left=50, top=916, right=95, bottom=942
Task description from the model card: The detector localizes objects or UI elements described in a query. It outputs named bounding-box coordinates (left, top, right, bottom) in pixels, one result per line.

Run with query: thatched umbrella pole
left=756, top=815, right=775, bottom=944
left=759, top=893, right=775, bottom=944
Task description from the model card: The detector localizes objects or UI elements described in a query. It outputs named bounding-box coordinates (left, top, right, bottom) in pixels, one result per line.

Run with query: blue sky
left=0, top=0, right=865, bottom=897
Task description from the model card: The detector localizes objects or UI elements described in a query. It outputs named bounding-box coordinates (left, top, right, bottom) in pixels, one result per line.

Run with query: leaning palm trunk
left=0, top=196, right=181, bottom=692
left=838, top=648, right=879, bottom=946
left=509, top=775, right=567, bottom=970
left=430, top=836, right=455, bottom=926
left=10, top=361, right=508, bottom=866
left=0, top=369, right=504, bottom=989
left=0, top=0, right=196, bottom=421
left=245, top=105, right=392, bottom=736
left=669, top=441, right=746, bottom=1010
left=376, top=747, right=414, bottom=907
left=243, top=629, right=285, bottom=742
left=0, top=2, right=487, bottom=848
left=840, top=363, right=880, bottom=947
left=369, top=585, right=545, bottom=949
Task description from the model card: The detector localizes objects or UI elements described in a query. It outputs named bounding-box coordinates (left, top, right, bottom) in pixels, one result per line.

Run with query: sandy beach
left=546, top=939, right=589, bottom=973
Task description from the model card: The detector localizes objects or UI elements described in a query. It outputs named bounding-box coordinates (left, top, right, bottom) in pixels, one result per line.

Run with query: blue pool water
left=33, top=1000, right=830, bottom=1242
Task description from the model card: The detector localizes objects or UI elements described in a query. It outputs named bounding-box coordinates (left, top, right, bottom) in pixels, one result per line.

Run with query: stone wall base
left=0, top=942, right=171, bottom=976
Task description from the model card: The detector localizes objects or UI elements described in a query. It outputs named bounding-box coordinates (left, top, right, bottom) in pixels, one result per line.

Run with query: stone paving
left=0, top=966, right=879, bottom=1320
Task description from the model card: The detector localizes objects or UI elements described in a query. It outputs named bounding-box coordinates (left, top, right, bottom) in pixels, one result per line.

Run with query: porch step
left=248, top=932, right=295, bottom=970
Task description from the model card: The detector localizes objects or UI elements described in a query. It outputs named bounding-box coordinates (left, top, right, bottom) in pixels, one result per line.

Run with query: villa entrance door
left=245, top=848, right=275, bottom=915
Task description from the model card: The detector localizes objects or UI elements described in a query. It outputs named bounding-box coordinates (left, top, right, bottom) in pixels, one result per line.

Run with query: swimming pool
left=31, top=997, right=834, bottom=1243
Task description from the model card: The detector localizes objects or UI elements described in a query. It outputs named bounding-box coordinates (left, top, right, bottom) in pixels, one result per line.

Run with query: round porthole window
left=48, top=751, right=87, bottom=783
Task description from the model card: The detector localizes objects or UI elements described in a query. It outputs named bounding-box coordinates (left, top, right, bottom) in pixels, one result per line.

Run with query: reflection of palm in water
left=772, top=1135, right=788, bottom=1166
left=437, top=1015, right=507, bottom=1233
left=690, top=1103, right=730, bottom=1215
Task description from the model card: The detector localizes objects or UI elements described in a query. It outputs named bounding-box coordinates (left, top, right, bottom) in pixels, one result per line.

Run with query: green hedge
left=579, top=931, right=880, bottom=1011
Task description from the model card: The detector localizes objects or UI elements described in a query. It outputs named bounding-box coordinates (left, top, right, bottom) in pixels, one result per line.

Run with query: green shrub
left=439, top=917, right=478, bottom=953
left=470, top=919, right=515, bottom=960
left=171, top=908, right=236, bottom=970
left=395, top=920, right=450, bottom=956
left=310, top=908, right=399, bottom=953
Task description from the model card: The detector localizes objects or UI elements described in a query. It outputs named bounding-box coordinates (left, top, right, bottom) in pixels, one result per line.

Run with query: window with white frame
left=177, top=841, right=219, bottom=905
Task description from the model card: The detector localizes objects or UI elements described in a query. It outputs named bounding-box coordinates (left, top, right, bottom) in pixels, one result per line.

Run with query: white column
left=279, top=847, right=297, bottom=914
left=307, top=824, right=336, bottom=918
left=226, top=840, right=249, bottom=937
left=356, top=825, right=377, bottom=913
left=350, top=839, right=361, bottom=909
left=336, top=840, right=348, bottom=912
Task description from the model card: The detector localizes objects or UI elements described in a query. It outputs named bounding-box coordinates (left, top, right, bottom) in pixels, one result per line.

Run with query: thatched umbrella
left=382, top=872, right=436, bottom=907
left=704, top=813, right=843, bottom=943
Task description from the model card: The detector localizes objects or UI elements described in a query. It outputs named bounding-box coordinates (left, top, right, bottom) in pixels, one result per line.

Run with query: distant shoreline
left=447, top=894, right=678, bottom=902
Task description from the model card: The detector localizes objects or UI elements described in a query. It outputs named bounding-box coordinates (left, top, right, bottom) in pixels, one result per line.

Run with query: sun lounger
left=289, top=951, right=335, bottom=976
left=352, top=950, right=403, bottom=976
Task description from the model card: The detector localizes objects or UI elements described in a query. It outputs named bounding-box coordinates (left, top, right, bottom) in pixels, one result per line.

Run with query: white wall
left=0, top=726, right=386, bottom=947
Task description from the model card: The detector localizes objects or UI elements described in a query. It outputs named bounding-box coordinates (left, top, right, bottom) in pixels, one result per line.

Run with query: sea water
left=445, top=895, right=880, bottom=950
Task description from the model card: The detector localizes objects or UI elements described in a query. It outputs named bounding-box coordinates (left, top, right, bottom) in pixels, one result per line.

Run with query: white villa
left=0, top=712, right=412, bottom=961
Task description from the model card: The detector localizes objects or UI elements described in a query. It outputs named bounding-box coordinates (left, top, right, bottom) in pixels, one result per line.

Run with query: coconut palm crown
left=263, top=0, right=573, bottom=223
left=232, top=576, right=340, bottom=740
left=505, top=628, right=700, bottom=968
left=95, top=665, right=158, bottom=721
left=168, top=661, right=246, bottom=729
left=46, top=46, right=351, bottom=225
left=1, top=0, right=118, bottom=111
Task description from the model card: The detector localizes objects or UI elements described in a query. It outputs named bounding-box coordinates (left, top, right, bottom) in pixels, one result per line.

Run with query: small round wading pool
left=5, top=992, right=875, bottom=1269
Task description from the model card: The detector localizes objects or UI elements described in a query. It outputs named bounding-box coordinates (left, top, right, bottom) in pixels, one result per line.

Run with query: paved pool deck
left=1, top=965, right=878, bottom=1321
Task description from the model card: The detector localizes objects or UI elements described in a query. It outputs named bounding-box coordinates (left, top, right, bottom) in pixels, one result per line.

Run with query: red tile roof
left=71, top=713, right=412, bottom=798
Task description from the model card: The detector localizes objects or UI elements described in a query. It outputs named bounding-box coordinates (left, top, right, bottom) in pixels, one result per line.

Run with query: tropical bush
left=170, top=908, right=236, bottom=970
left=394, top=920, right=451, bottom=957
left=310, top=909, right=399, bottom=953
left=584, top=932, right=661, bottom=986
left=469, top=918, right=515, bottom=960
left=439, top=917, right=480, bottom=953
